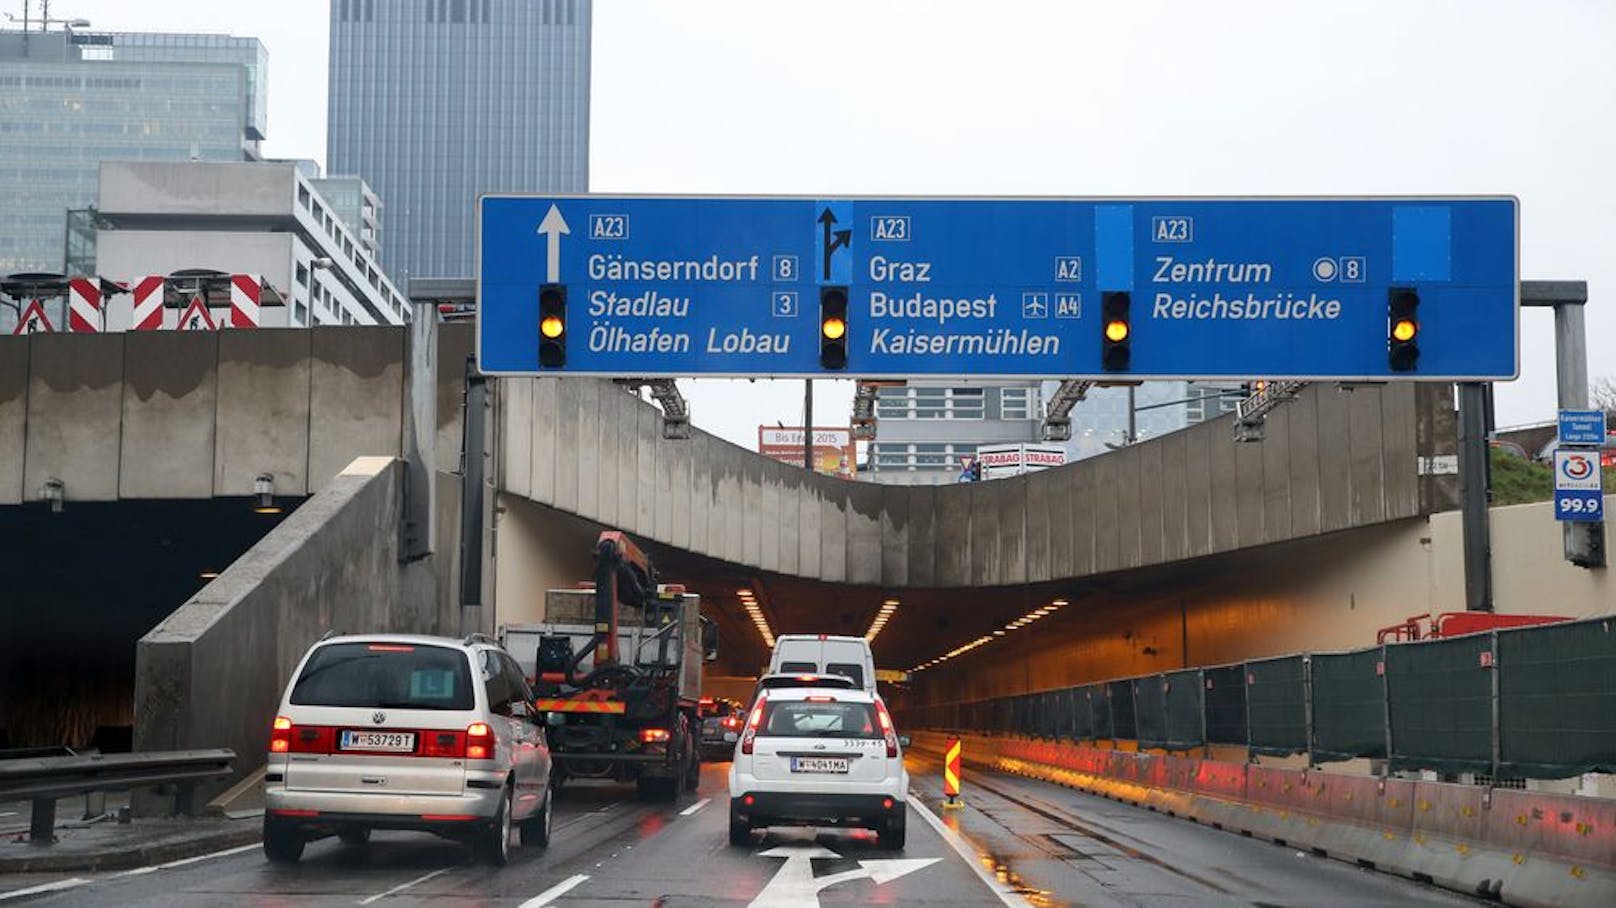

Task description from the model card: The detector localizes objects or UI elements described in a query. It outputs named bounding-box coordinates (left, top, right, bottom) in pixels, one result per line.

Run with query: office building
left=0, top=29, right=266, bottom=280
left=864, top=382, right=1043, bottom=485
left=327, top=0, right=592, bottom=283
left=1054, top=381, right=1245, bottom=461
left=93, top=161, right=407, bottom=328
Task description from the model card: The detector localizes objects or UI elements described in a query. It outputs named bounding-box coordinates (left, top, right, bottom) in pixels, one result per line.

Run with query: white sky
left=51, top=0, right=1616, bottom=447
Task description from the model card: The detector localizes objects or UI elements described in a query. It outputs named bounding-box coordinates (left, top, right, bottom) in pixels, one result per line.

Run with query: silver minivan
left=263, top=633, right=552, bottom=865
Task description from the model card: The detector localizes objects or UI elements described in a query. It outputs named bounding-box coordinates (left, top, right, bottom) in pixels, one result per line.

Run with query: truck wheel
left=683, top=738, right=701, bottom=792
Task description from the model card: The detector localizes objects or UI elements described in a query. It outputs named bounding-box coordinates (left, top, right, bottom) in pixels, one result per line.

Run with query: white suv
left=263, top=633, right=552, bottom=865
left=727, top=687, right=908, bottom=849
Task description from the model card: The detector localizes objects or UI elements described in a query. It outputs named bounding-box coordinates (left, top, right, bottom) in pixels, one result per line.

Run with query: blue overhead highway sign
left=477, top=196, right=1518, bottom=379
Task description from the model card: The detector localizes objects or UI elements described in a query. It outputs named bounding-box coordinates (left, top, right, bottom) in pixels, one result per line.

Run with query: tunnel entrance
left=0, top=496, right=302, bottom=750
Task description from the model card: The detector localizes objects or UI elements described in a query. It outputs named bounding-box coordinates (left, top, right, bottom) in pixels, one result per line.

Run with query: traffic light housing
left=820, top=285, right=849, bottom=370
left=1388, top=287, right=1419, bottom=372
left=1100, top=291, right=1131, bottom=371
left=538, top=283, right=566, bottom=368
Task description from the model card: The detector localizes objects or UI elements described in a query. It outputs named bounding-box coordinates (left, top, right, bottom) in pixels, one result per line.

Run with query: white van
left=767, top=635, right=877, bottom=693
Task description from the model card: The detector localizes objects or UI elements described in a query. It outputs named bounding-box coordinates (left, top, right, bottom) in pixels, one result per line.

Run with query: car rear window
left=778, top=661, right=817, bottom=674
left=760, top=700, right=880, bottom=738
left=290, top=642, right=474, bottom=710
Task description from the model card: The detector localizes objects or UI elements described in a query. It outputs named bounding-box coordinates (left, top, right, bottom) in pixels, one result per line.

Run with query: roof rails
left=319, top=628, right=342, bottom=641
left=462, top=632, right=497, bottom=647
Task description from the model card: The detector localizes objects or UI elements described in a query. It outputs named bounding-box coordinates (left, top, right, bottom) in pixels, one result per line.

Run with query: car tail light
left=270, top=716, right=292, bottom=753
left=805, top=695, right=836, bottom=703
left=367, top=644, right=415, bottom=652
left=874, top=700, right=898, bottom=758
left=290, top=725, right=333, bottom=754
left=420, top=729, right=467, bottom=759
left=466, top=722, right=494, bottom=760
left=723, top=716, right=742, bottom=730
left=640, top=728, right=670, bottom=744
left=740, top=697, right=766, bottom=756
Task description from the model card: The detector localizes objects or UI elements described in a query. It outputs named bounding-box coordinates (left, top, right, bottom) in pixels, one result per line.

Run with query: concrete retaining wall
left=132, top=457, right=439, bottom=796
left=0, top=325, right=471, bottom=505
left=498, top=378, right=1455, bottom=587
left=912, top=730, right=1616, bottom=908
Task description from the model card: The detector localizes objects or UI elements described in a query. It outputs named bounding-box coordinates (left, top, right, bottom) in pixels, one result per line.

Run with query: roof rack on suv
left=462, top=632, right=497, bottom=647
left=319, top=628, right=342, bottom=641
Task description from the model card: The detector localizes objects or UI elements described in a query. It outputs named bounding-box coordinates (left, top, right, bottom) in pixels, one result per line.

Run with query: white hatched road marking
left=357, top=866, right=456, bottom=905
left=679, top=797, right=711, bottom=816
left=520, top=873, right=590, bottom=907
left=908, top=792, right=1031, bottom=908
left=0, top=878, right=90, bottom=901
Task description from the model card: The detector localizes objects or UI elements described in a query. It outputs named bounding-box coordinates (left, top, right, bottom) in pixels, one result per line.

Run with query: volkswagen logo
left=372, top=711, right=387, bottom=725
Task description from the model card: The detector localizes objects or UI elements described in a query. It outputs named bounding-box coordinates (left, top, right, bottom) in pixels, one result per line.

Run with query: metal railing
left=0, top=749, right=235, bottom=843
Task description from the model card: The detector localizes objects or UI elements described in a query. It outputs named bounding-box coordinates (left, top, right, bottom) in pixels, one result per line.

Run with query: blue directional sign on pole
left=1558, top=409, right=1606, bottom=446
left=477, top=196, right=1518, bottom=379
left=1554, top=449, right=1605, bottom=523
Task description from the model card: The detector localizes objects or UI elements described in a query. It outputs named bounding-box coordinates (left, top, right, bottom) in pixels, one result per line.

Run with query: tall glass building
left=0, top=29, right=266, bottom=277
left=327, top=0, right=592, bottom=283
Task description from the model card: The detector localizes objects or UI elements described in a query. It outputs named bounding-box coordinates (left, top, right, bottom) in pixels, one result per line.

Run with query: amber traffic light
left=538, top=283, right=566, bottom=368
left=820, top=286, right=849, bottom=369
left=1100, top=291, right=1131, bottom=371
left=1388, top=287, right=1419, bottom=372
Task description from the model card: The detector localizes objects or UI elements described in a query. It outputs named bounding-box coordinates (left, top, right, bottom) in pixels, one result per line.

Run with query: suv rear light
left=805, top=695, right=836, bottom=703
left=740, top=697, right=766, bottom=756
left=874, top=699, right=898, bottom=758
left=291, top=725, right=334, bottom=754
left=270, top=716, right=292, bottom=753
left=466, top=722, right=494, bottom=760
left=640, top=728, right=671, bottom=744
left=420, top=729, right=467, bottom=758
left=723, top=716, right=742, bottom=730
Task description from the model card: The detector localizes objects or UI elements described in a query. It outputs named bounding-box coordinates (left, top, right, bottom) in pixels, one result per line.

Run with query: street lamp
left=253, top=473, right=282, bottom=515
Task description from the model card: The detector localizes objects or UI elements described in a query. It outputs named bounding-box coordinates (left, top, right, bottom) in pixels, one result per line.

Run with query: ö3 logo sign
left=1561, top=454, right=1596, bottom=482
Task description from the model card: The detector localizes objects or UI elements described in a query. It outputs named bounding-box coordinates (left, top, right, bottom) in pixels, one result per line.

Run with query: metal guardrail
left=0, top=749, right=235, bottom=843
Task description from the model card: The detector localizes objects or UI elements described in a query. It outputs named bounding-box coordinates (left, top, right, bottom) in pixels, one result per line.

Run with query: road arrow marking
left=537, top=203, right=570, bottom=283
left=749, top=843, right=938, bottom=907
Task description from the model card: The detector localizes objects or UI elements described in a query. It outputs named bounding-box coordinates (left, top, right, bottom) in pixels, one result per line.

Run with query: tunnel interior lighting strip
left=908, top=598, right=1067, bottom=673
left=738, top=589, right=775, bottom=649
left=864, top=598, right=900, bottom=643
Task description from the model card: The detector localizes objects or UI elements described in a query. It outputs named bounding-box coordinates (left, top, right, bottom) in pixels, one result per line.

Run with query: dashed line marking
left=118, top=843, right=260, bottom=876
left=0, top=878, right=91, bottom=901
left=520, top=873, right=590, bottom=907
left=680, top=797, right=711, bottom=816
left=357, top=866, right=455, bottom=905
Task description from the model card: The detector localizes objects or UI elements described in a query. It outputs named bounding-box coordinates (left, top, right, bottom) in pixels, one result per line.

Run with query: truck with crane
left=499, top=531, right=715, bottom=801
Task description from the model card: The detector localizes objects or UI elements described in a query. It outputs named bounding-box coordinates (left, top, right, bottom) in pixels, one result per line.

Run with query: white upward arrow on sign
left=537, top=203, right=570, bottom=283
left=749, top=843, right=939, bottom=907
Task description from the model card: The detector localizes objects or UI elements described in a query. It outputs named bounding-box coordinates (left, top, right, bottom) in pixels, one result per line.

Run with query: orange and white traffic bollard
left=942, top=735, right=964, bottom=809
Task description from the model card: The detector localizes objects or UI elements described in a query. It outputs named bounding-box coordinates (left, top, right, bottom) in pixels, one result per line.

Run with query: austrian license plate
left=340, top=730, right=416, bottom=753
left=790, top=756, right=849, bottom=774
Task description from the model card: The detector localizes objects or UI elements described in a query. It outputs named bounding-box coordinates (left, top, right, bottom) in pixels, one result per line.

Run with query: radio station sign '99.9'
left=477, top=195, right=1518, bottom=380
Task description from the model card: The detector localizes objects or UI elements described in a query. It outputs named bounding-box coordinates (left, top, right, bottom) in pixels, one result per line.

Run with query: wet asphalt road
left=0, top=757, right=1485, bottom=906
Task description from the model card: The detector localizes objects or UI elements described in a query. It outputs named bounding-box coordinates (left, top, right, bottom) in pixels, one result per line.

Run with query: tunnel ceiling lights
left=740, top=591, right=774, bottom=648
left=865, top=598, right=900, bottom=644
left=909, top=599, right=1067, bottom=673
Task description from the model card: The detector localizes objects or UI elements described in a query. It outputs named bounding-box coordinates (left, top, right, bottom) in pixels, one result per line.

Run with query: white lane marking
left=908, top=793, right=1032, bottom=908
left=0, top=878, right=91, bottom=901
left=357, top=866, right=455, bottom=905
left=520, top=873, right=589, bottom=907
left=0, top=812, right=16, bottom=818
left=679, top=797, right=711, bottom=816
left=118, top=842, right=261, bottom=876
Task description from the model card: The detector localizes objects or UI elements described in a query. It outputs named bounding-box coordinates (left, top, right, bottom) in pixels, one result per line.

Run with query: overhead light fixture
left=253, top=473, right=282, bottom=515
left=1052, top=599, right=1069, bottom=607
left=199, top=570, right=221, bottom=580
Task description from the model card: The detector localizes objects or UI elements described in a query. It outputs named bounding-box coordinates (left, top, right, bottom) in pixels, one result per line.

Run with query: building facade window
left=874, top=386, right=986, bottom=420
left=1000, top=388, right=1033, bottom=420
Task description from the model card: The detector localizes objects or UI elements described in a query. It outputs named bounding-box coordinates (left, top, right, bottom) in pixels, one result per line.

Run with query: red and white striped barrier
left=67, top=277, right=102, bottom=333
left=228, top=274, right=261, bottom=328
left=131, top=275, right=165, bottom=331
